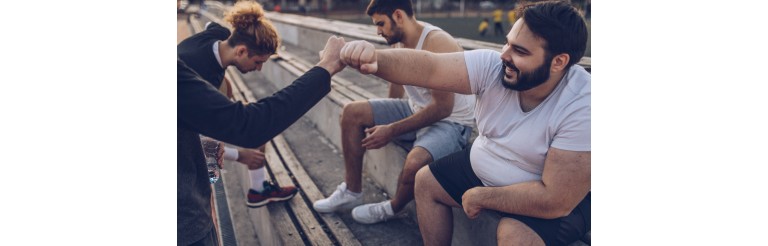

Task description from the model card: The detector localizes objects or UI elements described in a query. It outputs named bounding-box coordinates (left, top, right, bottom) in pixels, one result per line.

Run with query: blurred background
left=181, top=0, right=590, bottom=56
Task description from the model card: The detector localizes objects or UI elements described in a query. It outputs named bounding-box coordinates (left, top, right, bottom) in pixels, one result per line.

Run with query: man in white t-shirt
left=336, top=1, right=590, bottom=245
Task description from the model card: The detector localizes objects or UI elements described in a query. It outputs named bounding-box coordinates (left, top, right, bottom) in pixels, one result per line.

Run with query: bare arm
left=387, top=32, right=462, bottom=136
left=388, top=84, right=404, bottom=98
left=462, top=148, right=591, bottom=219
left=359, top=33, right=461, bottom=149
left=340, top=40, right=473, bottom=95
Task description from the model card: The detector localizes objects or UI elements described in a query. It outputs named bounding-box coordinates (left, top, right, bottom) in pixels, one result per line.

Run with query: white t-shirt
left=398, top=25, right=476, bottom=127
left=465, top=49, right=591, bottom=187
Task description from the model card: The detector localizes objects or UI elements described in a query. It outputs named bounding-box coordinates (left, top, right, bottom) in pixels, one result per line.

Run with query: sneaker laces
left=368, top=203, right=389, bottom=221
left=261, top=181, right=279, bottom=194
left=328, top=184, right=350, bottom=203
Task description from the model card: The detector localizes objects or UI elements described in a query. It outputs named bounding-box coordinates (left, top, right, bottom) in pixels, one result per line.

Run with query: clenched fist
left=340, top=40, right=378, bottom=74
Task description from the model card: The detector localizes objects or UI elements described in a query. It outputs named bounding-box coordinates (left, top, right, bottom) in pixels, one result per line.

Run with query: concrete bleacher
left=188, top=2, right=590, bottom=245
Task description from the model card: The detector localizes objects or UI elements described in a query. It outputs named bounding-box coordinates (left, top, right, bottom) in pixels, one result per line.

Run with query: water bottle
left=200, top=136, right=221, bottom=184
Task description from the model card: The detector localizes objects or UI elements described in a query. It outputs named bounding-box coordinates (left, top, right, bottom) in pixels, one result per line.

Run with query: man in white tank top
left=338, top=1, right=590, bottom=245
left=313, top=0, right=476, bottom=225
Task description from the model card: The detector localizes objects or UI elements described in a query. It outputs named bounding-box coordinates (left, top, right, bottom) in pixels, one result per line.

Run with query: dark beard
left=500, top=58, right=552, bottom=91
left=384, top=25, right=404, bottom=45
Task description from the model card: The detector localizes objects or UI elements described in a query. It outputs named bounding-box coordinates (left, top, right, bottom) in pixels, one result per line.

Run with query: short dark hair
left=519, top=1, right=588, bottom=68
left=366, top=0, right=414, bottom=18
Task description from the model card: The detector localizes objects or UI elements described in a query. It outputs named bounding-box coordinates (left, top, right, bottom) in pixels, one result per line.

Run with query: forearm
left=374, top=49, right=438, bottom=88
left=233, top=66, right=331, bottom=147
left=388, top=84, right=404, bottom=99
left=373, top=49, right=470, bottom=94
left=179, top=65, right=331, bottom=148
left=472, top=182, right=577, bottom=219
left=389, top=103, right=451, bottom=136
left=316, top=57, right=344, bottom=76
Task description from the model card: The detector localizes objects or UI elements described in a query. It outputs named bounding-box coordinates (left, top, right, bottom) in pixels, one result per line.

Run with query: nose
left=500, top=45, right=513, bottom=61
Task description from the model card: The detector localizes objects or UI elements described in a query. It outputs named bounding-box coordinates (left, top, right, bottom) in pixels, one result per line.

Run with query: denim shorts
left=368, top=98, right=472, bottom=160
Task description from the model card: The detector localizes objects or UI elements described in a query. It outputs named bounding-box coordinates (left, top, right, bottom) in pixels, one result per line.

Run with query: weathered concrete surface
left=239, top=67, right=425, bottom=246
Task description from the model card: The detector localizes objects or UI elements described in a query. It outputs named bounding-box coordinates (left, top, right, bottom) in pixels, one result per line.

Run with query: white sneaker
left=313, top=182, right=363, bottom=213
left=352, top=200, right=395, bottom=224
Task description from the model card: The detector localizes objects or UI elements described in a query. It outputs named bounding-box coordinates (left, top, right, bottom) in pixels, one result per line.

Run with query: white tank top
left=403, top=25, right=476, bottom=127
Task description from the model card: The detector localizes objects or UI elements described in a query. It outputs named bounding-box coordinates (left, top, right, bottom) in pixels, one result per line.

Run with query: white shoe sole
left=313, top=200, right=362, bottom=213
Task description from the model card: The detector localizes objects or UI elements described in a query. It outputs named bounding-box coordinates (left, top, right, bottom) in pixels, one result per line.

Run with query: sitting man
left=312, top=0, right=476, bottom=225
left=338, top=1, right=590, bottom=244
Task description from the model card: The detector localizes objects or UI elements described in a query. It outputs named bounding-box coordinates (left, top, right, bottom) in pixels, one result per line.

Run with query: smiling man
left=337, top=1, right=590, bottom=245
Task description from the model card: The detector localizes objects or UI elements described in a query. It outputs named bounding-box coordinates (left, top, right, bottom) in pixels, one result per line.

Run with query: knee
left=341, top=102, right=360, bottom=125
left=340, top=102, right=367, bottom=127
left=414, top=166, right=432, bottom=195
left=403, top=158, right=428, bottom=183
left=497, top=218, right=516, bottom=243
left=497, top=218, right=544, bottom=246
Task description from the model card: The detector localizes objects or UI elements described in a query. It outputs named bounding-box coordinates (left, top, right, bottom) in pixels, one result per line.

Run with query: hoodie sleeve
left=177, top=58, right=331, bottom=148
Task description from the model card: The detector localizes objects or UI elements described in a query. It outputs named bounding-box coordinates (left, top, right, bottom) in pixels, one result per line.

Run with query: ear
left=393, top=10, right=404, bottom=23
left=235, top=45, right=247, bottom=58
left=550, top=53, right=570, bottom=73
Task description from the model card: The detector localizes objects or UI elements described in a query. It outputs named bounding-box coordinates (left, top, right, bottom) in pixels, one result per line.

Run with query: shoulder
left=423, top=30, right=462, bottom=53
left=204, top=22, right=231, bottom=40
left=563, top=65, right=591, bottom=97
left=465, top=49, right=500, bottom=62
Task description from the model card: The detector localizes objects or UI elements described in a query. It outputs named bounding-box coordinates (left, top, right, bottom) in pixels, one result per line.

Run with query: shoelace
left=261, top=182, right=279, bottom=194
left=368, top=203, right=388, bottom=221
left=329, top=185, right=349, bottom=203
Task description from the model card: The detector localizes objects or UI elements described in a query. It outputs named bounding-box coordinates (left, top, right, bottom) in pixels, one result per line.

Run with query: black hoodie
left=176, top=58, right=330, bottom=245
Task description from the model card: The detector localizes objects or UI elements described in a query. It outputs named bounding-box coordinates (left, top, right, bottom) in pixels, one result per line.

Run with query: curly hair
left=224, top=1, right=280, bottom=56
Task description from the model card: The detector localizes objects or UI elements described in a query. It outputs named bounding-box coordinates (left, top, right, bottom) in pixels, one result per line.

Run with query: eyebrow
left=506, top=37, right=531, bottom=54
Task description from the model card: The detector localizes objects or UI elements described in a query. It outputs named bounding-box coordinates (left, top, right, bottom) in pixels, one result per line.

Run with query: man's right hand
left=237, top=148, right=266, bottom=170
left=340, top=40, right=378, bottom=74
left=316, top=36, right=347, bottom=75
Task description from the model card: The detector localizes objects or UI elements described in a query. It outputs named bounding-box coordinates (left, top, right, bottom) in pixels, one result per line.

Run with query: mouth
left=504, top=66, right=518, bottom=79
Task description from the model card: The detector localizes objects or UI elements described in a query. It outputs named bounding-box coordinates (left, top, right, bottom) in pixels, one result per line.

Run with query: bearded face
left=500, top=53, right=553, bottom=91
left=382, top=22, right=405, bottom=45
left=372, top=13, right=405, bottom=45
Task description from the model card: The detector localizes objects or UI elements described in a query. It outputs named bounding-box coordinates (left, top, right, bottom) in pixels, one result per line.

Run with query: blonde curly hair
left=224, top=1, right=280, bottom=56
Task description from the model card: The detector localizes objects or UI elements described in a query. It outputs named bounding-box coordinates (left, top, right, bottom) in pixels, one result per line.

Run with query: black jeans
left=189, top=227, right=219, bottom=246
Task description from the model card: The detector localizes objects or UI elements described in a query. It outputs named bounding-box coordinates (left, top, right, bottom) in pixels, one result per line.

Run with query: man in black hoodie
left=177, top=35, right=346, bottom=246
left=178, top=1, right=299, bottom=209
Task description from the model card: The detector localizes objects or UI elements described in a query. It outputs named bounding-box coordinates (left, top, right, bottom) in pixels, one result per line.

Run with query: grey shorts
left=368, top=98, right=472, bottom=161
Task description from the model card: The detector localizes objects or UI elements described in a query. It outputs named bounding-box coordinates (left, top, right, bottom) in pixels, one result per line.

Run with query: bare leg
left=497, top=217, right=545, bottom=246
left=415, top=166, right=461, bottom=246
left=340, top=101, right=374, bottom=193
left=390, top=147, right=433, bottom=212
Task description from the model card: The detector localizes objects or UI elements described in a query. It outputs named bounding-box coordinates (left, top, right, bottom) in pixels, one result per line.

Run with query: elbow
left=439, top=108, right=452, bottom=119
left=537, top=199, right=578, bottom=219
left=436, top=104, right=453, bottom=119
left=540, top=208, right=573, bottom=220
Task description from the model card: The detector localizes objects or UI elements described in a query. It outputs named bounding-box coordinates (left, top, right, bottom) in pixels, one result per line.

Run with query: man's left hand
left=462, top=187, right=483, bottom=219
left=361, top=124, right=395, bottom=149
